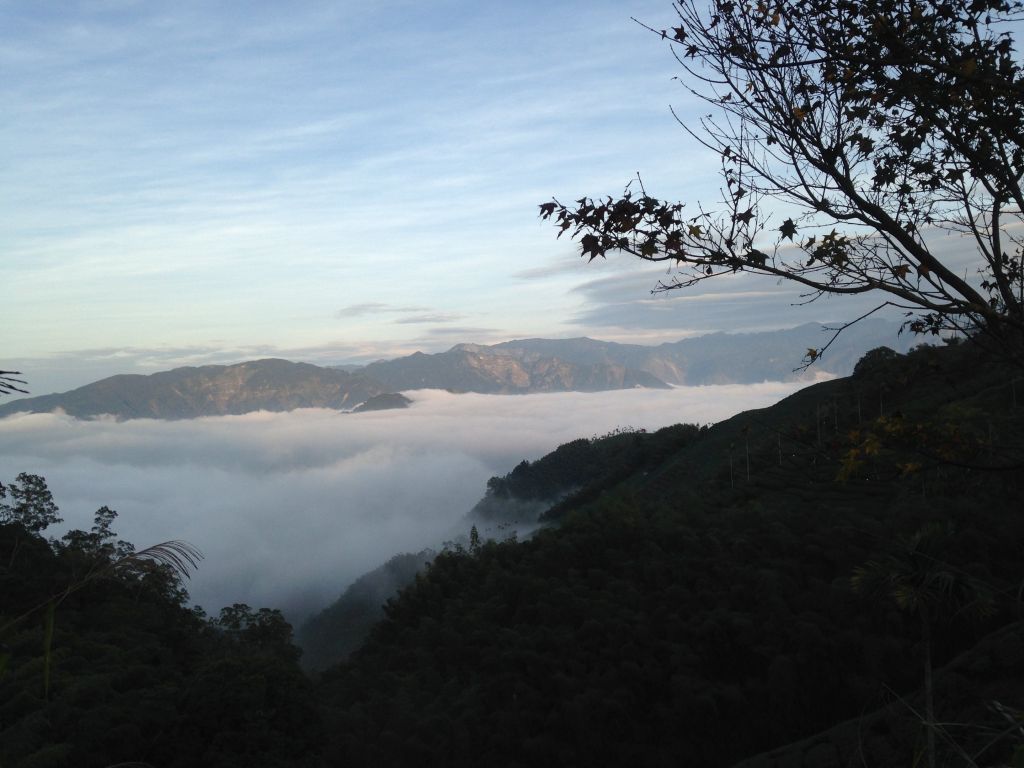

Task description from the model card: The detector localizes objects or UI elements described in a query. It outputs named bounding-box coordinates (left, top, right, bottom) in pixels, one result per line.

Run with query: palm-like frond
left=117, top=540, right=203, bottom=580
left=0, top=370, right=28, bottom=396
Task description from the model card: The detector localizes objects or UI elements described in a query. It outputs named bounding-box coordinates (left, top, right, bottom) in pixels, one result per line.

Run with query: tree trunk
left=922, top=610, right=936, bottom=768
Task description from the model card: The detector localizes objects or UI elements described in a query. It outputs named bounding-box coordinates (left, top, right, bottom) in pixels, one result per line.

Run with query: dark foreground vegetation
left=2, top=341, right=1023, bottom=767
left=0, top=501, right=322, bottom=767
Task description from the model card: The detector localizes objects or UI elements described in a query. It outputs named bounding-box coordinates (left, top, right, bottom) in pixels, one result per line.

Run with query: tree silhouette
left=0, top=473, right=61, bottom=535
left=1, top=473, right=63, bottom=571
left=541, top=0, right=1024, bottom=364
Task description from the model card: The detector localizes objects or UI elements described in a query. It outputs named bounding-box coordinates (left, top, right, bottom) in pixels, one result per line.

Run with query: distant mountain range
left=0, top=320, right=912, bottom=420
left=0, top=359, right=385, bottom=420
left=480, top=318, right=910, bottom=386
left=360, top=344, right=668, bottom=393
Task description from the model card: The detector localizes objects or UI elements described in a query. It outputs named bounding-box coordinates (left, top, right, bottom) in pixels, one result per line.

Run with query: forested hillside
left=471, top=423, right=702, bottom=521
left=298, top=551, right=432, bottom=672
left=315, top=341, right=1024, bottom=767
left=300, top=425, right=705, bottom=671
left=2, top=341, right=1022, bottom=767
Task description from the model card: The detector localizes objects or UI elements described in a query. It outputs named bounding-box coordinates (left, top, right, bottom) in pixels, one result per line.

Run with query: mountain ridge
left=488, top=319, right=910, bottom=385
left=0, top=320, right=912, bottom=420
left=0, top=358, right=387, bottom=420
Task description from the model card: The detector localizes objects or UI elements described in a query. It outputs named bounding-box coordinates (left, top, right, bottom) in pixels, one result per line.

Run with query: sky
left=0, top=383, right=809, bottom=620
left=0, top=0, right=913, bottom=396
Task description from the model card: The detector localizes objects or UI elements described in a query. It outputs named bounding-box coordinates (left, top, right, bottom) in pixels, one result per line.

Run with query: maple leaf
left=892, top=264, right=911, bottom=279
left=735, top=208, right=755, bottom=224
left=779, top=218, right=797, bottom=241
left=580, top=234, right=601, bottom=261
left=538, top=202, right=557, bottom=219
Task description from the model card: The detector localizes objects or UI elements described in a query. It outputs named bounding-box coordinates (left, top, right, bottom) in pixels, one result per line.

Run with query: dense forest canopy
left=317, top=342, right=1024, bottom=767
left=0, top=478, right=322, bottom=767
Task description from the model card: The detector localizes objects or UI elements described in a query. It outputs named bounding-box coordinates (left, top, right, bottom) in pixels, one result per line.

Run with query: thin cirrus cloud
left=334, top=303, right=431, bottom=319
left=0, top=382, right=807, bottom=622
left=394, top=313, right=466, bottom=325
left=564, top=262, right=909, bottom=337
left=419, top=326, right=503, bottom=339
left=2, top=0, right=703, bottom=367
left=334, top=304, right=471, bottom=328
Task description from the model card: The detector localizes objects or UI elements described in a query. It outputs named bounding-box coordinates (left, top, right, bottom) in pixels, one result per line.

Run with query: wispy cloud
left=334, top=303, right=430, bottom=319
left=565, top=264, right=906, bottom=334
left=513, top=261, right=590, bottom=281
left=394, top=312, right=465, bottom=325
left=420, top=326, right=502, bottom=339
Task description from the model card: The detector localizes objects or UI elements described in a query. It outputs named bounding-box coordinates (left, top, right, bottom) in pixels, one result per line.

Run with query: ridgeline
left=0, top=321, right=910, bottom=420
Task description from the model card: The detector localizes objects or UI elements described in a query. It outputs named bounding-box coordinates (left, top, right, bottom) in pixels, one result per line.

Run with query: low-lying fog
left=0, top=383, right=808, bottom=621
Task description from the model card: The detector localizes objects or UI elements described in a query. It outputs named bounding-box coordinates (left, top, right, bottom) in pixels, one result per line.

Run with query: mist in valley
left=0, top=382, right=807, bottom=621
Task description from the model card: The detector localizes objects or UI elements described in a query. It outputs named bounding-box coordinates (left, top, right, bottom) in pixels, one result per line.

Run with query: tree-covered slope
left=315, top=342, right=1024, bottom=768
left=0, top=492, right=321, bottom=768
left=299, top=427, right=705, bottom=672
left=734, top=618, right=1024, bottom=768
left=297, top=550, right=432, bottom=673
left=470, top=423, right=703, bottom=523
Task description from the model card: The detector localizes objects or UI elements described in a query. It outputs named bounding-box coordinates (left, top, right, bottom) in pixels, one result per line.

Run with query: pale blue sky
left=1, top=1, right=887, bottom=394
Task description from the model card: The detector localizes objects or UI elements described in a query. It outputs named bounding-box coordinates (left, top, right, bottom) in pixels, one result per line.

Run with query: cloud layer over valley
left=0, top=384, right=808, bottom=621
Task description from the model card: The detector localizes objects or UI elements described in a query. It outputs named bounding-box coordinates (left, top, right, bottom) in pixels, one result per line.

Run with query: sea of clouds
left=0, top=383, right=807, bottom=621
